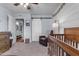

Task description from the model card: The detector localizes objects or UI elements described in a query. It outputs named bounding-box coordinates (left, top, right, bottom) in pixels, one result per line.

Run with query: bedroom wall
left=0, top=6, right=16, bottom=44
left=0, top=6, right=13, bottom=31
left=41, top=19, right=53, bottom=36
left=0, top=6, right=32, bottom=43
left=53, top=3, right=79, bottom=34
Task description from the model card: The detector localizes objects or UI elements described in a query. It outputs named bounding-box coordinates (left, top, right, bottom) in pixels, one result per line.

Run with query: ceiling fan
left=14, top=3, right=38, bottom=10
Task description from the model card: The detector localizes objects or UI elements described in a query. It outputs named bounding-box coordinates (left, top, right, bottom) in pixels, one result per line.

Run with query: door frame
left=15, top=19, right=24, bottom=42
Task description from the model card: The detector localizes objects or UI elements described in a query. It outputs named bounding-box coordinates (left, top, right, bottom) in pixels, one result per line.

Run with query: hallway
left=0, top=3, right=79, bottom=56
left=1, top=42, right=48, bottom=56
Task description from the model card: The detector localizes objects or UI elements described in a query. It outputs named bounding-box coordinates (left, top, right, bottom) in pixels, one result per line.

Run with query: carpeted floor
left=1, top=42, right=48, bottom=56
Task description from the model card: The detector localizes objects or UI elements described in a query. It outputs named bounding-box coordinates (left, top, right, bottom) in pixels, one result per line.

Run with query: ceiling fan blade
left=14, top=3, right=20, bottom=6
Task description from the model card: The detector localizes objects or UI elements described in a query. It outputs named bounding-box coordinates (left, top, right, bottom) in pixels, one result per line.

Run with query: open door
left=8, top=15, right=16, bottom=44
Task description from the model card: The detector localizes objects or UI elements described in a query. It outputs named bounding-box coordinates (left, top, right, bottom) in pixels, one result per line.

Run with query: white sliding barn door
left=32, top=19, right=42, bottom=41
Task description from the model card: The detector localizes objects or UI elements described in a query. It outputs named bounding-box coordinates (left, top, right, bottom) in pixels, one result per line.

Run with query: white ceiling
left=0, top=3, right=61, bottom=15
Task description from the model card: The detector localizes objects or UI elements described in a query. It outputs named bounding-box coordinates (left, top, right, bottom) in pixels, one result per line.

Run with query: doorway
left=32, top=19, right=42, bottom=42
left=16, top=19, right=24, bottom=42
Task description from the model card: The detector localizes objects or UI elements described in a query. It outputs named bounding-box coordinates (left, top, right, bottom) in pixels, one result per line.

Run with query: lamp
left=52, top=20, right=58, bottom=27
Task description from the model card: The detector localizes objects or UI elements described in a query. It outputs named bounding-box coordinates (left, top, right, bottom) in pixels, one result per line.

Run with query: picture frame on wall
left=26, top=21, right=30, bottom=26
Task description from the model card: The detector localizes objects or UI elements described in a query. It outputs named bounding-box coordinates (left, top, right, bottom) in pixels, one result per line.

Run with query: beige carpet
left=1, top=42, right=48, bottom=56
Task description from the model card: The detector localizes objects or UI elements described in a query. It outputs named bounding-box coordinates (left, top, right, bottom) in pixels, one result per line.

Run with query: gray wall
left=53, top=3, right=79, bottom=34
left=41, top=19, right=53, bottom=36
left=0, top=6, right=16, bottom=44
left=0, top=6, right=13, bottom=31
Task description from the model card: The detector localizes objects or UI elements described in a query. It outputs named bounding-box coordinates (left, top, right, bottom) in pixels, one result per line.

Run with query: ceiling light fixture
left=25, top=3, right=29, bottom=6
left=20, top=3, right=24, bottom=5
left=20, top=3, right=29, bottom=8
left=24, top=4, right=27, bottom=8
left=52, top=20, right=58, bottom=27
